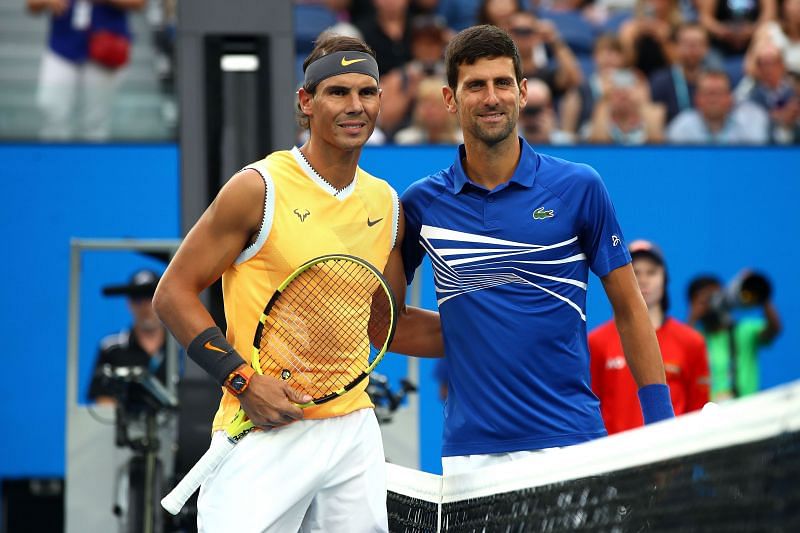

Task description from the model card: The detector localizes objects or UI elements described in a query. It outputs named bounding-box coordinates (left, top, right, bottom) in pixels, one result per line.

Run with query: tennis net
left=387, top=380, right=800, bottom=532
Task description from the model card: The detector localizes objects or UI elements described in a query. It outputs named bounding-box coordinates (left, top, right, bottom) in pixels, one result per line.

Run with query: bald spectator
left=667, top=69, right=769, bottom=143
left=519, top=78, right=575, bottom=144
left=585, top=68, right=666, bottom=144
left=651, top=23, right=719, bottom=122
left=394, top=76, right=463, bottom=144
left=740, top=42, right=800, bottom=144
left=741, top=42, right=797, bottom=112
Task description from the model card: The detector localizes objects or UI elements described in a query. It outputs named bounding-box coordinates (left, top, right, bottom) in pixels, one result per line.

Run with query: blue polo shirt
left=402, top=138, right=631, bottom=456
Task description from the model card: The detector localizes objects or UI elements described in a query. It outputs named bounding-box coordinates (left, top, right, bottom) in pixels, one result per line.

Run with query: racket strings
left=257, top=259, right=392, bottom=399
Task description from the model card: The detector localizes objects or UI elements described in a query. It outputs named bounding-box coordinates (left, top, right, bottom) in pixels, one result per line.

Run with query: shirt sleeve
left=400, top=185, right=427, bottom=284
left=577, top=166, right=631, bottom=278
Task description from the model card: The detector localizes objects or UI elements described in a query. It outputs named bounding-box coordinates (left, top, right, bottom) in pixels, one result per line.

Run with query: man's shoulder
left=401, top=169, right=451, bottom=207
left=535, top=152, right=603, bottom=195
left=356, top=167, right=396, bottom=195
left=667, top=109, right=703, bottom=140
left=649, top=67, right=674, bottom=92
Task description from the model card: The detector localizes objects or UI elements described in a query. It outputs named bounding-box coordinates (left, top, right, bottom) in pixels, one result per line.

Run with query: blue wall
left=0, top=144, right=179, bottom=478
left=0, top=144, right=797, bottom=479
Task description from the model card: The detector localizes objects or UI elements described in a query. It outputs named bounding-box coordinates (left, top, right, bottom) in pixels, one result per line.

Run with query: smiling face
left=298, top=73, right=381, bottom=152
left=443, top=56, right=526, bottom=147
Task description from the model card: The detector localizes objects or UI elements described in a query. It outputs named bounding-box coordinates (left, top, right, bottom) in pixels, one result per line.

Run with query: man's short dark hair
left=444, top=25, right=523, bottom=92
left=698, top=68, right=731, bottom=88
left=675, top=21, right=708, bottom=42
left=296, top=32, right=376, bottom=129
left=687, top=275, right=722, bottom=302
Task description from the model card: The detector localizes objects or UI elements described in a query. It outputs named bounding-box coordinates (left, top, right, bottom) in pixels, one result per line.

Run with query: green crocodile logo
left=533, top=207, right=554, bottom=220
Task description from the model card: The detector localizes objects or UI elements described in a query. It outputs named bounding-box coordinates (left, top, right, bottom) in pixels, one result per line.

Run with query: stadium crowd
left=298, top=0, right=800, bottom=145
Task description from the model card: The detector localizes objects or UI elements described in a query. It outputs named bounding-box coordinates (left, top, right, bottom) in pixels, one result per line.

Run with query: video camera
left=367, top=372, right=417, bottom=424
left=702, top=271, right=772, bottom=330
left=99, top=364, right=178, bottom=415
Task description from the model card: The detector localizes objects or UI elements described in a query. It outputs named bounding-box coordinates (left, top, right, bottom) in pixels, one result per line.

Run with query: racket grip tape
left=161, top=437, right=235, bottom=515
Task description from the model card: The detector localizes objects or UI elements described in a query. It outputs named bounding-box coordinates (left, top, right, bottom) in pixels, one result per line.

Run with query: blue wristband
left=638, top=384, right=675, bottom=425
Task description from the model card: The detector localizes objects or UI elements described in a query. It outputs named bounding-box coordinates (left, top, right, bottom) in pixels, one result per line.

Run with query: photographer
left=88, top=269, right=167, bottom=404
left=687, top=272, right=782, bottom=402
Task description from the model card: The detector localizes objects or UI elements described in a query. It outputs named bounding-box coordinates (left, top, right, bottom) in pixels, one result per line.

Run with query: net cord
left=387, top=379, right=800, bottom=514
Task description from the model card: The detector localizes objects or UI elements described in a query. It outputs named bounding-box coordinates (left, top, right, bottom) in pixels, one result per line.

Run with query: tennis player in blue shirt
left=401, top=25, right=675, bottom=475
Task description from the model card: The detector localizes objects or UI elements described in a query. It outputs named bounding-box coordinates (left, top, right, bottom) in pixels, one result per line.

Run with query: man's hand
left=238, top=375, right=312, bottom=429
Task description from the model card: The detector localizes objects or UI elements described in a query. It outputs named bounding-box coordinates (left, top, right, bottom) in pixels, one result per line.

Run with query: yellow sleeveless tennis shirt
left=211, top=147, right=399, bottom=431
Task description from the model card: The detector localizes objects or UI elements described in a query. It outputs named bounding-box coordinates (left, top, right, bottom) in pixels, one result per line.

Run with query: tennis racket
left=161, top=254, right=397, bottom=515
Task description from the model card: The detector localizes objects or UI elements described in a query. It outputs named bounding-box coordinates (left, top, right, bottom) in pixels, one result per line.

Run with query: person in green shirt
left=687, top=273, right=782, bottom=401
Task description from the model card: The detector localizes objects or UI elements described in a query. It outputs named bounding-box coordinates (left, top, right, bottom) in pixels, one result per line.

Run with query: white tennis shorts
left=197, top=408, right=388, bottom=533
left=442, top=447, right=563, bottom=476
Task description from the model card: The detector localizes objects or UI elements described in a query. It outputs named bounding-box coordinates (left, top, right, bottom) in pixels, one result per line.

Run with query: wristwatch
left=225, top=365, right=255, bottom=396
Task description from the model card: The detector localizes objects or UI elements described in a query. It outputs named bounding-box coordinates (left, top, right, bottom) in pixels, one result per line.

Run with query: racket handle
left=161, top=437, right=235, bottom=515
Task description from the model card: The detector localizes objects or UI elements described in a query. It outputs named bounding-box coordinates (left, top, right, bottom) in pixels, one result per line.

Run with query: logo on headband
left=341, top=56, right=367, bottom=67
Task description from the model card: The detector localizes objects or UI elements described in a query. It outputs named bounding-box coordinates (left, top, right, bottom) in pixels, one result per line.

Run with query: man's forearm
left=615, top=307, right=666, bottom=387
left=389, top=306, right=444, bottom=357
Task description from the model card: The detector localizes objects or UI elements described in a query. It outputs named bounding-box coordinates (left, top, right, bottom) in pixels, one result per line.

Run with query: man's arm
left=153, top=170, right=310, bottom=428
left=758, top=300, right=782, bottom=345
left=381, top=202, right=444, bottom=357
left=602, top=263, right=673, bottom=423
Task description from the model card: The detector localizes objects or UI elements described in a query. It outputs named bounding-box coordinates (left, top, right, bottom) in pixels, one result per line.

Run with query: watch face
left=231, top=375, right=247, bottom=391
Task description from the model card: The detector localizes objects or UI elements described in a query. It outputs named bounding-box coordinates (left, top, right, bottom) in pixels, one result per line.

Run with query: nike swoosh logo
left=341, top=57, right=367, bottom=67
left=204, top=341, right=228, bottom=354
left=367, top=217, right=383, bottom=227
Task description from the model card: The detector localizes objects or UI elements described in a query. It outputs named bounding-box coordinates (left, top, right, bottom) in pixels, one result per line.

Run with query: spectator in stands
left=518, top=78, right=575, bottom=143
left=650, top=23, right=718, bottom=122
left=697, top=0, right=776, bottom=57
left=590, top=240, right=710, bottom=435
left=667, top=68, right=769, bottom=142
left=26, top=0, right=146, bottom=140
left=740, top=42, right=796, bottom=108
left=355, top=0, right=414, bottom=75
left=584, top=68, right=666, bottom=143
left=739, top=40, right=800, bottom=143
left=89, top=270, right=168, bottom=404
left=326, top=0, right=438, bottom=28
left=619, top=0, right=683, bottom=78
left=561, top=34, right=628, bottom=134
left=770, top=0, right=800, bottom=71
left=477, top=0, right=526, bottom=26
left=687, top=273, right=782, bottom=401
left=742, top=0, right=800, bottom=76
left=395, top=76, right=464, bottom=144
left=379, top=14, right=449, bottom=136
left=504, top=10, right=583, bottom=102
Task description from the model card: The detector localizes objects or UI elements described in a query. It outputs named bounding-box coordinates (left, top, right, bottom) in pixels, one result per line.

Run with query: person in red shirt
left=589, top=240, right=710, bottom=434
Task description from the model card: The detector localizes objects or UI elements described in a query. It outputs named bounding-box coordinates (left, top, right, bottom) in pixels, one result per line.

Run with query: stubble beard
left=469, top=107, right=518, bottom=147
